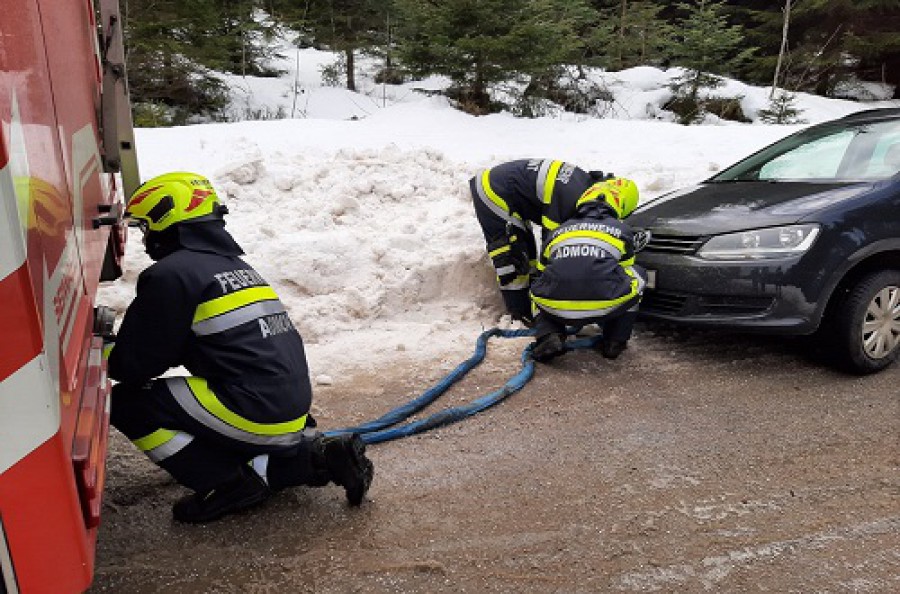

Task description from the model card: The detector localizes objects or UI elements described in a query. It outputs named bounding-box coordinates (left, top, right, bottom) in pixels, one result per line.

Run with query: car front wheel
left=833, top=270, right=900, bottom=374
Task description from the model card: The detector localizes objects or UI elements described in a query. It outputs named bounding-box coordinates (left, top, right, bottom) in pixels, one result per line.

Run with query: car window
left=712, top=117, right=900, bottom=183
left=758, top=131, right=854, bottom=180
left=862, top=134, right=900, bottom=178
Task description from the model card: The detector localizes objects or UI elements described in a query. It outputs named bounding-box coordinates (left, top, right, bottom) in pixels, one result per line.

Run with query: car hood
left=628, top=181, right=872, bottom=235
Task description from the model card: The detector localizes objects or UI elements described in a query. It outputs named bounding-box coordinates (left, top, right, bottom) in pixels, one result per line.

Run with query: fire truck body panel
left=0, top=0, right=136, bottom=591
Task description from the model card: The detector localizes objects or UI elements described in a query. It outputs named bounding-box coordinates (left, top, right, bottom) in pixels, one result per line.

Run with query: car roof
left=838, top=107, right=900, bottom=122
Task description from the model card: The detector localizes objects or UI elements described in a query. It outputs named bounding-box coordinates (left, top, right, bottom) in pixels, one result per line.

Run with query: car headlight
left=697, top=224, right=821, bottom=260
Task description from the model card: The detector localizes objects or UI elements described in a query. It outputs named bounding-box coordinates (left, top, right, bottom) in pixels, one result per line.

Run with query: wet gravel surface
left=91, top=324, right=899, bottom=593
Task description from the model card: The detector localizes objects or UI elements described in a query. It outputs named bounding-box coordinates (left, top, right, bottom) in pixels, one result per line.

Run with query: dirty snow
left=98, top=49, right=898, bottom=378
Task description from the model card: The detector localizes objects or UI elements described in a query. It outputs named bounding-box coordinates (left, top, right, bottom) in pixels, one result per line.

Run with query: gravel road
left=91, top=324, right=900, bottom=593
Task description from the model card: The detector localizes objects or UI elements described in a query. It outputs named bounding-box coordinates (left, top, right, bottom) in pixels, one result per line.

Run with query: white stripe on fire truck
left=55, top=241, right=83, bottom=365
left=0, top=162, right=27, bottom=281
left=0, top=354, right=60, bottom=475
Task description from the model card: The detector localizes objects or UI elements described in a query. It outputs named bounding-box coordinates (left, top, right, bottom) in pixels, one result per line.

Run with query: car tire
left=831, top=269, right=900, bottom=374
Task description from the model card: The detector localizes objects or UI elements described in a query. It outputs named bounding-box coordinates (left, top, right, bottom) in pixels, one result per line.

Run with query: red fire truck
left=0, top=0, right=138, bottom=591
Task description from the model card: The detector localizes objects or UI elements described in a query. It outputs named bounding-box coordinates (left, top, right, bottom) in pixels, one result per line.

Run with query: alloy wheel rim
left=861, top=285, right=900, bottom=359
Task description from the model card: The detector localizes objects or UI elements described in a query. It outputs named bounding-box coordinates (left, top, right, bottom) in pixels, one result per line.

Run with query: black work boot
left=531, top=332, right=566, bottom=362
left=172, top=466, right=271, bottom=524
left=600, top=339, right=628, bottom=360
left=323, top=434, right=374, bottom=506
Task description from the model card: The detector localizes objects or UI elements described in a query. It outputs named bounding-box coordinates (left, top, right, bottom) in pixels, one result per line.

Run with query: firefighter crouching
left=468, top=158, right=614, bottom=326
left=529, top=178, right=647, bottom=362
left=105, top=172, right=374, bottom=523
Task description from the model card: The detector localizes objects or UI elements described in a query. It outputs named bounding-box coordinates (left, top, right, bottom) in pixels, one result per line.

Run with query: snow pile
left=102, top=146, right=501, bottom=375
left=216, top=147, right=499, bottom=362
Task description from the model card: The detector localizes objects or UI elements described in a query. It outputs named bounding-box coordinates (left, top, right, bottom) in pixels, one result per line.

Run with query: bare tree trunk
left=771, top=0, right=792, bottom=98
left=292, top=49, right=301, bottom=118
left=240, top=0, right=247, bottom=77
left=618, top=0, right=628, bottom=69
left=385, top=12, right=393, bottom=70
left=345, top=48, right=356, bottom=92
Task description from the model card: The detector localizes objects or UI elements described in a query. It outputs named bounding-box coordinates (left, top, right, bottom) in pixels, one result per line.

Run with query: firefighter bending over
left=105, top=172, right=374, bottom=523
left=469, top=158, right=615, bottom=325
left=529, top=178, right=647, bottom=362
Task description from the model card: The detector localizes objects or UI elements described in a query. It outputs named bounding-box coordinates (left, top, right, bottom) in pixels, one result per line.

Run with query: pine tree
left=733, top=0, right=900, bottom=99
left=758, top=90, right=805, bottom=124
left=590, top=1, right=674, bottom=70
left=667, top=0, right=755, bottom=123
left=394, top=0, right=597, bottom=115
left=123, top=0, right=283, bottom=124
left=212, top=1, right=284, bottom=78
left=839, top=1, right=900, bottom=99
left=123, top=0, right=230, bottom=124
left=295, top=0, right=388, bottom=91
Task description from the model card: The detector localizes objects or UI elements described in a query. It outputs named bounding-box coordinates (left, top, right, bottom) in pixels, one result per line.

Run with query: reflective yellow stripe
left=102, top=343, right=114, bottom=360
left=193, top=286, right=279, bottom=323
left=621, top=256, right=635, bottom=266
left=134, top=428, right=178, bottom=452
left=543, top=230, right=625, bottom=259
left=489, top=244, right=511, bottom=258
left=541, top=216, right=559, bottom=231
left=499, top=274, right=530, bottom=290
left=542, top=160, right=563, bottom=205
left=481, top=169, right=512, bottom=214
left=186, top=377, right=307, bottom=435
left=531, top=287, right=638, bottom=311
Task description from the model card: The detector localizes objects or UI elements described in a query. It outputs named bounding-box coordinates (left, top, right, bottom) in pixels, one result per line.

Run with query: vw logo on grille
left=634, top=229, right=652, bottom=252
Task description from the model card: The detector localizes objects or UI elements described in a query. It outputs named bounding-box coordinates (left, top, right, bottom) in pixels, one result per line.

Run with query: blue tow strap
left=324, top=327, right=603, bottom=445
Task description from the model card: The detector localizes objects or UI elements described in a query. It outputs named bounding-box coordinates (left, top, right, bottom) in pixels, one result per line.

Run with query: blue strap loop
left=324, top=327, right=601, bottom=444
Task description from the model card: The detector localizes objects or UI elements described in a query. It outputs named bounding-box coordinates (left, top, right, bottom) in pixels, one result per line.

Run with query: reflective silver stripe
left=475, top=175, right=527, bottom=230
left=165, top=378, right=305, bottom=447
left=250, top=455, right=269, bottom=485
left=146, top=431, right=194, bottom=463
left=496, top=264, right=517, bottom=276
left=550, top=237, right=623, bottom=260
left=535, top=159, right=554, bottom=201
left=192, top=300, right=285, bottom=336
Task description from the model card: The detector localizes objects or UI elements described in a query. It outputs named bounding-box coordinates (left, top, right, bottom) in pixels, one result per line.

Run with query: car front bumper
left=635, top=250, right=822, bottom=334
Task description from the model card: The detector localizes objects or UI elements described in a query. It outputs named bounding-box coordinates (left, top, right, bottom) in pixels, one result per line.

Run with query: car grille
left=640, top=289, right=688, bottom=315
left=643, top=233, right=706, bottom=255
left=697, top=295, right=774, bottom=315
left=641, top=290, right=774, bottom=317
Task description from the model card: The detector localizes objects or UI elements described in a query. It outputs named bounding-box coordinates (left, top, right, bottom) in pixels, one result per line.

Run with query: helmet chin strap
left=144, top=226, right=181, bottom=261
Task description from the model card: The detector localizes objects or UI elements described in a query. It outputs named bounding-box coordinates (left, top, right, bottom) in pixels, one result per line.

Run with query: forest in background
left=118, top=0, right=900, bottom=126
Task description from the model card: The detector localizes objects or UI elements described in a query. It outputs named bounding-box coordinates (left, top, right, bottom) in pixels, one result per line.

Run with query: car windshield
left=711, top=117, right=900, bottom=183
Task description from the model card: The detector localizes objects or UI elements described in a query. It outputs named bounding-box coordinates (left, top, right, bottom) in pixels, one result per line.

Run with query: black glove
left=487, top=237, right=530, bottom=286
left=589, top=170, right=615, bottom=181
left=502, top=289, right=534, bottom=326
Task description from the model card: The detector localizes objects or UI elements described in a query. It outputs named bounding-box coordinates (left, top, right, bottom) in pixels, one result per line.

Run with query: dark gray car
left=629, top=108, right=900, bottom=374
